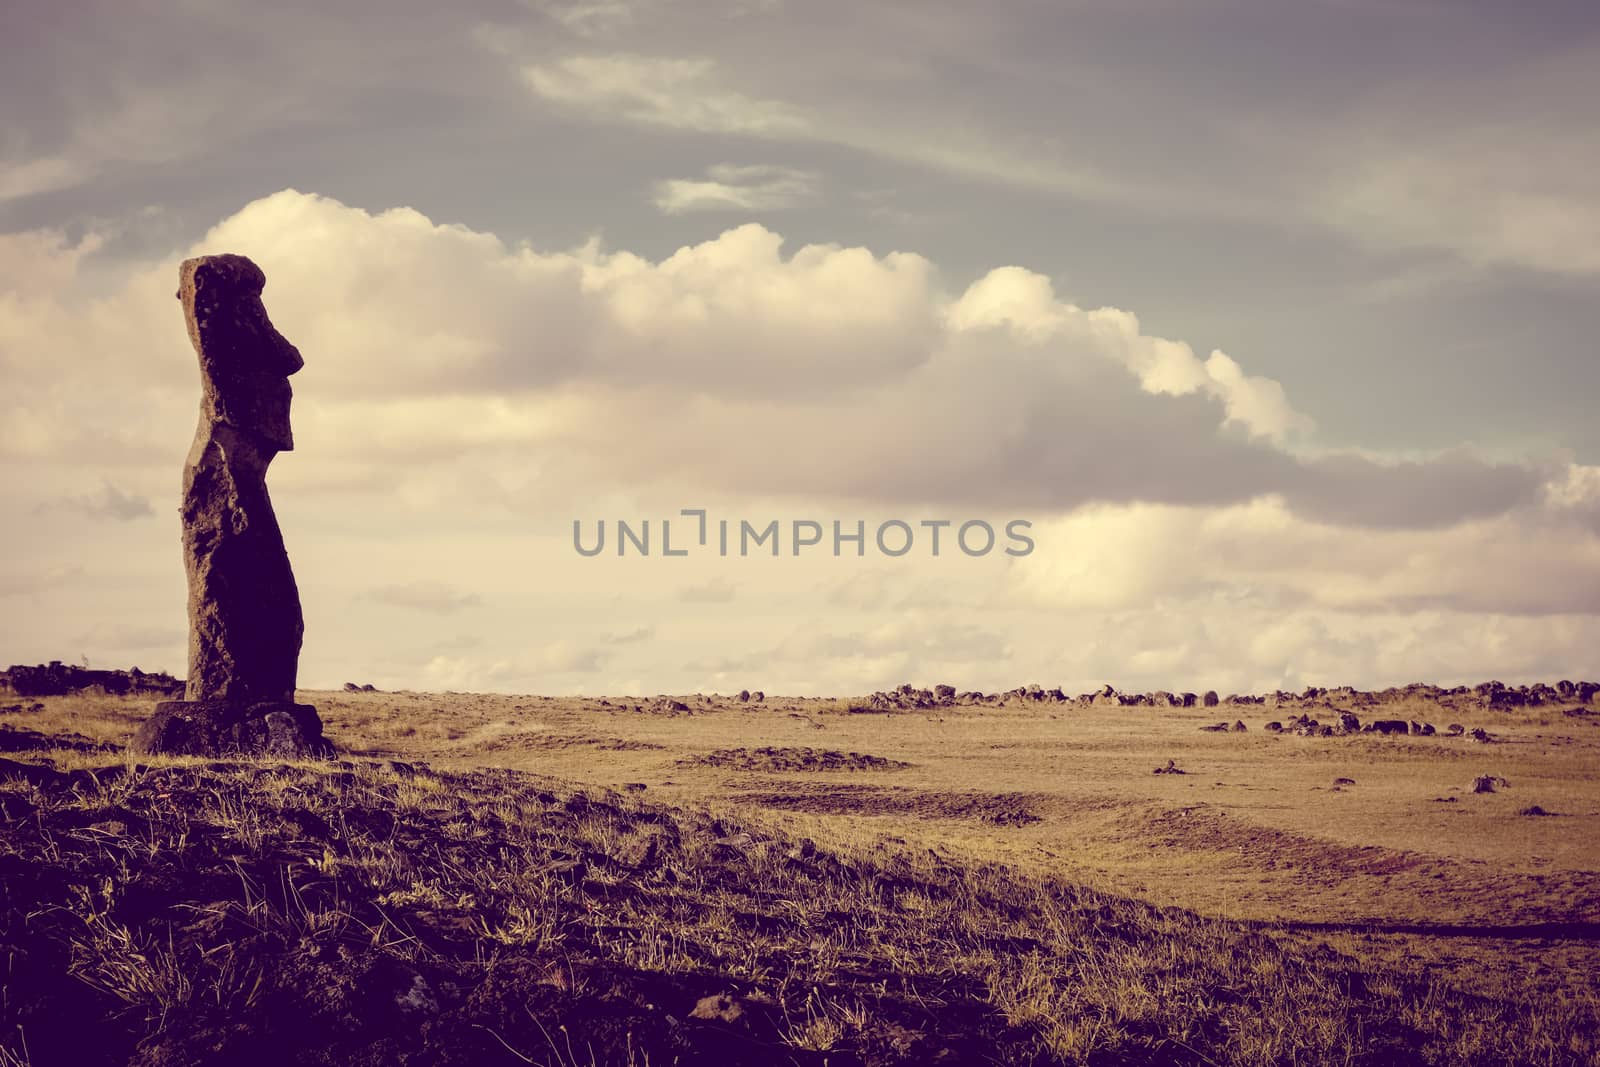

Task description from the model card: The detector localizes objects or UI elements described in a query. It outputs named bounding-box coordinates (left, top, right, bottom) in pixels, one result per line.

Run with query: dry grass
left=2, top=751, right=1595, bottom=1065
left=2, top=685, right=1597, bottom=1063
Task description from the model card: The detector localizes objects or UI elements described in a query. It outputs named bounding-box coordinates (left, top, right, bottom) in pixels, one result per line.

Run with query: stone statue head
left=178, top=254, right=303, bottom=452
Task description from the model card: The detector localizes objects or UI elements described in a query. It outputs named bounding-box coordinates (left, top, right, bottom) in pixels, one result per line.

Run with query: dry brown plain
left=41, top=687, right=1600, bottom=997
left=8, top=685, right=1599, bottom=1064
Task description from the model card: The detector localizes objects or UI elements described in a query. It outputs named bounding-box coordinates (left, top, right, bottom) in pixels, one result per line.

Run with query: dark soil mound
left=681, top=746, right=911, bottom=772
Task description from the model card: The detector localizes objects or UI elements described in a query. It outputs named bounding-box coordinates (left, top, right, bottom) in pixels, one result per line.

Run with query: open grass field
left=2, top=684, right=1597, bottom=1064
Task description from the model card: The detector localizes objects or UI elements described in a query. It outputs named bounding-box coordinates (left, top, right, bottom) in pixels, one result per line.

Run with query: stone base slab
left=134, top=699, right=332, bottom=759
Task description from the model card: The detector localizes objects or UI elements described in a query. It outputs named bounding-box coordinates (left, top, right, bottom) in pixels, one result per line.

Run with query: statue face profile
left=178, top=254, right=303, bottom=453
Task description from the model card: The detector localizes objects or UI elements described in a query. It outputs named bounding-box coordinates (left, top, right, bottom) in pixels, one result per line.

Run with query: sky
left=2, top=0, right=1598, bottom=696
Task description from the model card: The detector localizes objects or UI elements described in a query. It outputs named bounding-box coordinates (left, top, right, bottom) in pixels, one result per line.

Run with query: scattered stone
left=1519, top=805, right=1554, bottom=816
left=394, top=974, right=439, bottom=1016
left=1152, top=759, right=1185, bottom=775
left=690, top=993, right=748, bottom=1026
left=1469, top=728, right=1494, bottom=743
left=1198, top=722, right=1230, bottom=732
left=1231, top=720, right=1247, bottom=733
left=1264, top=721, right=1283, bottom=733
left=1202, top=691, right=1220, bottom=707
left=1471, top=775, right=1508, bottom=794
left=1445, top=723, right=1464, bottom=736
left=1333, top=777, right=1356, bottom=786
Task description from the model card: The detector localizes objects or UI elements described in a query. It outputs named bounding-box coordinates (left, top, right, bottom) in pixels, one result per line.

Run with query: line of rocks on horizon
left=841, top=679, right=1600, bottom=712
left=5, top=666, right=1596, bottom=711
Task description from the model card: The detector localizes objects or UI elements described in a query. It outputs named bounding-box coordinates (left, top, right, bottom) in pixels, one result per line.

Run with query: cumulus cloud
left=421, top=639, right=608, bottom=690
left=1, top=189, right=1595, bottom=695
left=686, top=616, right=1014, bottom=693
left=1012, top=484, right=1600, bottom=617
left=534, top=639, right=608, bottom=673
left=0, top=191, right=1557, bottom=534
left=652, top=164, right=819, bottom=215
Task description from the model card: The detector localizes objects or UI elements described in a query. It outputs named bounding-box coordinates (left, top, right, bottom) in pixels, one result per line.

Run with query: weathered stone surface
left=134, top=254, right=328, bottom=758
left=135, top=701, right=331, bottom=759
left=176, top=255, right=305, bottom=705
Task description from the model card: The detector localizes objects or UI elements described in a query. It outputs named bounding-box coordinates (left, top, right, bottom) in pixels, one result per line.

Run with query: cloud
left=0, top=156, right=91, bottom=204
left=686, top=616, right=1015, bottom=693
left=1287, top=450, right=1552, bottom=530
left=0, top=190, right=1555, bottom=534
left=1302, top=43, right=1600, bottom=276
left=534, top=639, right=608, bottom=673
left=366, top=582, right=482, bottom=614
left=50, top=482, right=155, bottom=522
left=652, top=164, right=819, bottom=215
left=529, top=0, right=775, bottom=40
left=522, top=54, right=810, bottom=136
left=501, top=25, right=1600, bottom=278
left=420, top=639, right=608, bottom=690
left=71, top=622, right=184, bottom=656
left=678, top=577, right=737, bottom=603
left=0, top=565, right=83, bottom=599
left=2, top=189, right=1594, bottom=697
left=532, top=0, right=644, bottom=38
left=1012, top=484, right=1600, bottom=617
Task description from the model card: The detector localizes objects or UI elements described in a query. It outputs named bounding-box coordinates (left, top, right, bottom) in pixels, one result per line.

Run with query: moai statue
left=134, top=255, right=331, bottom=758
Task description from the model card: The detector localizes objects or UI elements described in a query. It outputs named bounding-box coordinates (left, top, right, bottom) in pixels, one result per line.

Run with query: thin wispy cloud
left=522, top=54, right=810, bottom=136
left=366, top=582, right=482, bottom=615
left=652, top=164, right=819, bottom=215
left=678, top=577, right=737, bottom=603
left=45, top=482, right=155, bottom=522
